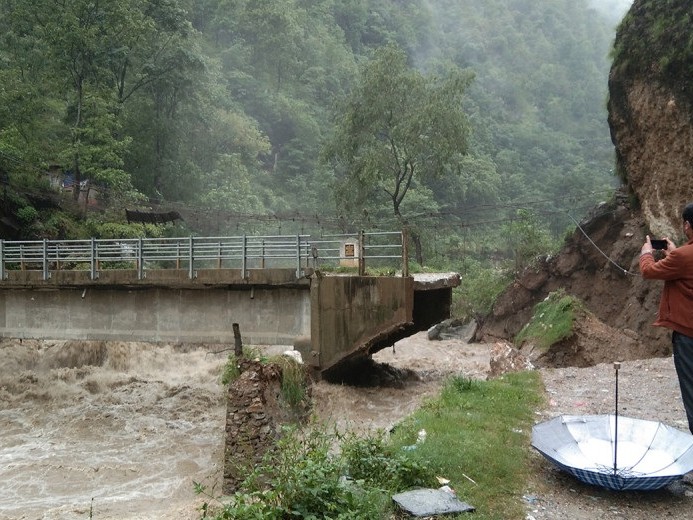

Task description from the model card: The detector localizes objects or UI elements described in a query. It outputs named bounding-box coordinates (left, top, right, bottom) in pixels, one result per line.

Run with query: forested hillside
left=0, top=0, right=629, bottom=271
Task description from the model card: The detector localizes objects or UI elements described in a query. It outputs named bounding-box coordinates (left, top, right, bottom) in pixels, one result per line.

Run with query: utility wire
left=565, top=212, right=640, bottom=276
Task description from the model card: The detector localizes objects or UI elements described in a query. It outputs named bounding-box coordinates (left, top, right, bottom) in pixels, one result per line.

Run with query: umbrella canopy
left=532, top=414, right=693, bottom=491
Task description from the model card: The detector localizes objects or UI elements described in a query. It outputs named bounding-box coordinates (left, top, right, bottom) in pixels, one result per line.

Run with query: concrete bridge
left=0, top=235, right=459, bottom=375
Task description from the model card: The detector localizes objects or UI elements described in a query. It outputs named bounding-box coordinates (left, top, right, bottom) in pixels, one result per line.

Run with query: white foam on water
left=0, top=339, right=230, bottom=519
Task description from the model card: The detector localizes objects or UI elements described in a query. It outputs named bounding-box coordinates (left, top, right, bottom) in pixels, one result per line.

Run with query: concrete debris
left=489, top=341, right=534, bottom=377
left=282, top=350, right=303, bottom=363
left=392, top=488, right=475, bottom=516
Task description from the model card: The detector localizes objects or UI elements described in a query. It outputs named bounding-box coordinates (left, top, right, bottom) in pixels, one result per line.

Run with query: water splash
left=0, top=339, right=229, bottom=520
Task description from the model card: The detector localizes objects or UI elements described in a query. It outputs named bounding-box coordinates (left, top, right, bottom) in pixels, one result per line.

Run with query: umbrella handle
left=614, top=361, right=621, bottom=475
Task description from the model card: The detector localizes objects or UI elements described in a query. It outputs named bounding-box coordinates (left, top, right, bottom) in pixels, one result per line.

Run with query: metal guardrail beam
left=0, top=231, right=406, bottom=281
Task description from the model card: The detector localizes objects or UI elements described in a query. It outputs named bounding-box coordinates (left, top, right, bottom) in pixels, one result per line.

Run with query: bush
left=453, top=259, right=513, bottom=320
left=16, top=205, right=39, bottom=224
left=198, top=427, right=412, bottom=519
left=339, top=430, right=434, bottom=491
left=515, top=289, right=582, bottom=350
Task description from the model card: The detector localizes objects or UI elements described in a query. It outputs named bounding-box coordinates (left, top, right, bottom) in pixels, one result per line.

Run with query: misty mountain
left=1, top=0, right=628, bottom=254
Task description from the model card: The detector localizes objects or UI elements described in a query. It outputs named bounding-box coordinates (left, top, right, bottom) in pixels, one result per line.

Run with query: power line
left=3, top=163, right=620, bottom=233
left=565, top=211, right=639, bottom=276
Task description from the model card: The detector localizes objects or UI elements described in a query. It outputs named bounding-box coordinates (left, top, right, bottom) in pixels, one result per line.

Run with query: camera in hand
left=651, top=239, right=668, bottom=250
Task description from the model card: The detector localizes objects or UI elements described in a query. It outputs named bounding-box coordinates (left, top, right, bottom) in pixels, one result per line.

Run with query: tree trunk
left=72, top=79, right=84, bottom=203
left=410, top=229, right=424, bottom=266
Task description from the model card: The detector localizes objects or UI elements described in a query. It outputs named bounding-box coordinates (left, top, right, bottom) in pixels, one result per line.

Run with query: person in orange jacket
left=640, top=202, right=693, bottom=434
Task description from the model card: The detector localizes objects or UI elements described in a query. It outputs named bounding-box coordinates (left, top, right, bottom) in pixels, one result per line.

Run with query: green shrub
left=515, top=289, right=582, bottom=350
left=454, top=259, right=513, bottom=320
left=339, top=430, right=434, bottom=491
left=502, top=209, right=558, bottom=272
left=220, top=354, right=242, bottom=386
left=16, top=205, right=39, bottom=224
left=199, top=427, right=402, bottom=519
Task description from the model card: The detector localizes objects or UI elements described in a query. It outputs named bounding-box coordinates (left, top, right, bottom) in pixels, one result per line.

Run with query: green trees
left=323, top=45, right=477, bottom=264
left=0, top=0, right=621, bottom=258
left=425, top=0, right=618, bottom=236
left=0, top=0, right=198, bottom=209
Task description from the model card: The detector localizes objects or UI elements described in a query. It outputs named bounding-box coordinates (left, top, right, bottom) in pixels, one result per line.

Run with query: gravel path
left=317, top=334, right=693, bottom=518
left=528, top=357, right=693, bottom=519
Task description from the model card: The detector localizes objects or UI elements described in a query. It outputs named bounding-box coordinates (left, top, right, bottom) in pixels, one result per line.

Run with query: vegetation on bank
left=200, top=370, right=543, bottom=519
left=612, top=0, right=693, bottom=97
left=222, top=351, right=311, bottom=413
left=515, top=290, right=584, bottom=350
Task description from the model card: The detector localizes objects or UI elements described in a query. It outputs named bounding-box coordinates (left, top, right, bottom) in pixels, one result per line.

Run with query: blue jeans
left=673, top=331, right=693, bottom=434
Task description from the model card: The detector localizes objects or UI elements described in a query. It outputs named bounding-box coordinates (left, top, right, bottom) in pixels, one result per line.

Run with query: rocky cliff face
left=608, top=0, right=693, bottom=237
left=478, top=0, right=693, bottom=363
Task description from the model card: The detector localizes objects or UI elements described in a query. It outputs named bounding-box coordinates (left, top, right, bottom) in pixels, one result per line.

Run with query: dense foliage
left=0, top=0, right=627, bottom=268
left=612, top=0, right=693, bottom=98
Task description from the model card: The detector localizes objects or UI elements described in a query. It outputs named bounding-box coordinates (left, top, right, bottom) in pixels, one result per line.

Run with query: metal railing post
left=241, top=235, right=247, bottom=279
left=90, top=238, right=98, bottom=279
left=358, top=230, right=365, bottom=276
left=295, top=233, right=302, bottom=278
left=401, top=228, right=409, bottom=277
left=188, top=236, right=195, bottom=279
left=0, top=240, right=5, bottom=280
left=42, top=239, right=50, bottom=280
left=137, top=238, right=144, bottom=279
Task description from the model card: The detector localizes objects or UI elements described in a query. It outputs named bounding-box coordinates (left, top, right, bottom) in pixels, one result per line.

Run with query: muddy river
left=0, top=334, right=491, bottom=519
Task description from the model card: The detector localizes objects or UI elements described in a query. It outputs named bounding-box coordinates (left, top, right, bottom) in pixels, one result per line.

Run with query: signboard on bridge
left=339, top=239, right=360, bottom=268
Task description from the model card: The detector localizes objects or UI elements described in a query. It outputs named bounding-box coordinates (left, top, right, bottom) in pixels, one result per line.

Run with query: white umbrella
left=532, top=362, right=693, bottom=491
left=532, top=414, right=693, bottom=490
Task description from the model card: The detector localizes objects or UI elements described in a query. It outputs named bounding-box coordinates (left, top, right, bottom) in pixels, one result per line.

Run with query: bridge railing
left=0, top=231, right=407, bottom=281
left=308, top=231, right=408, bottom=276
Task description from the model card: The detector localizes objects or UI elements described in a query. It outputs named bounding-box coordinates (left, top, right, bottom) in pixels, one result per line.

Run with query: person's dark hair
left=683, top=203, right=693, bottom=226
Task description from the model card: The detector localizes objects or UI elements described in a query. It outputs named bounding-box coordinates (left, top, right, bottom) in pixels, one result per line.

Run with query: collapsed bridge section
left=300, top=272, right=460, bottom=377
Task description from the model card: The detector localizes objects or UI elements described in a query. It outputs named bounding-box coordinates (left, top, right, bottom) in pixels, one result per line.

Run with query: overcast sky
left=588, top=0, right=633, bottom=25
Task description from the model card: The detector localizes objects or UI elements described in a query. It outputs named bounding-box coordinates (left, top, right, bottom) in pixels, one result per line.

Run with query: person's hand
left=664, top=237, right=677, bottom=253
left=641, top=235, right=653, bottom=256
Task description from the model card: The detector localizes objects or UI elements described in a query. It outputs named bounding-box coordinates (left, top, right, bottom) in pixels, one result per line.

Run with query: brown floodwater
left=0, top=334, right=490, bottom=519
left=0, top=339, right=230, bottom=520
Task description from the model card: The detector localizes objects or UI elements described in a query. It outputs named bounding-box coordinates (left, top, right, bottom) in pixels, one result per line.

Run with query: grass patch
left=205, top=370, right=544, bottom=519
left=221, top=349, right=309, bottom=413
left=274, top=355, right=311, bottom=410
left=515, top=289, right=582, bottom=350
left=389, top=371, right=544, bottom=519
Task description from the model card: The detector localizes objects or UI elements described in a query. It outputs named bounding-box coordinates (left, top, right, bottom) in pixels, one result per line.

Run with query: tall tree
left=323, top=44, right=474, bottom=264
left=1, top=0, right=200, bottom=207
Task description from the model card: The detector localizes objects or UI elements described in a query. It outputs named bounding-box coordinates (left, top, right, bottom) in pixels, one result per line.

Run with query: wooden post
left=233, top=323, right=243, bottom=357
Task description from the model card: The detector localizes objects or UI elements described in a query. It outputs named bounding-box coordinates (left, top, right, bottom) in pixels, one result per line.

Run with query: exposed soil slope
left=608, top=0, right=693, bottom=238
left=477, top=192, right=672, bottom=364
